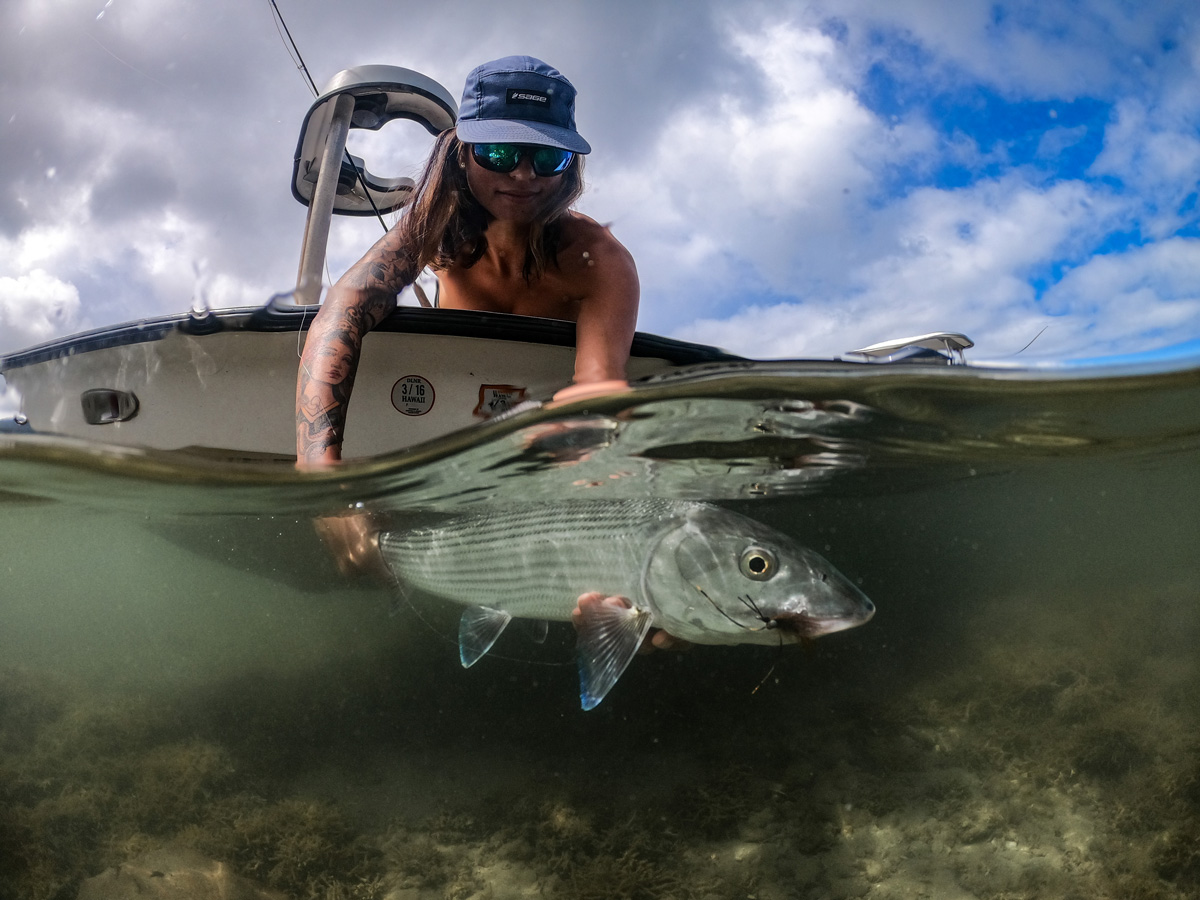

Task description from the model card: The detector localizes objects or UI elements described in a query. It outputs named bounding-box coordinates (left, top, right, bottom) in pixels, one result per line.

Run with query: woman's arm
left=564, top=223, right=640, bottom=389
left=295, top=226, right=413, bottom=465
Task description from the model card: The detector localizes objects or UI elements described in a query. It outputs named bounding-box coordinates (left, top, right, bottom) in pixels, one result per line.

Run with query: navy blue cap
left=456, top=56, right=591, bottom=154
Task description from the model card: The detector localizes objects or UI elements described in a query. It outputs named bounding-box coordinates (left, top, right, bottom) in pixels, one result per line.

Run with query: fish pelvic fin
left=459, top=606, right=513, bottom=668
left=576, top=602, right=653, bottom=711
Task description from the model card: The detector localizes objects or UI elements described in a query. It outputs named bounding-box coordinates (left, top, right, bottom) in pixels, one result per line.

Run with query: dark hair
left=393, top=129, right=585, bottom=284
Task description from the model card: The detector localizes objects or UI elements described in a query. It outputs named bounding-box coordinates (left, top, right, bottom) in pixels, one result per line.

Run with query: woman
left=296, top=57, right=683, bottom=650
left=295, top=55, right=639, bottom=465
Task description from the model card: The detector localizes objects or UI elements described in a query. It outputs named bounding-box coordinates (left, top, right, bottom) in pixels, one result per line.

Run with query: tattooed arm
left=295, top=226, right=415, bottom=466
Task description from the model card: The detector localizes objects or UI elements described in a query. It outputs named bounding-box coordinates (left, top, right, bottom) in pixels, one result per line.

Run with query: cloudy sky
left=3, top=0, right=1199, bottom=387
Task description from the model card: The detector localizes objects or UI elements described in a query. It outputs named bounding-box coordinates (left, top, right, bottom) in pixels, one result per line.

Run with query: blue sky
left=2, top=0, right=1199, bottom=409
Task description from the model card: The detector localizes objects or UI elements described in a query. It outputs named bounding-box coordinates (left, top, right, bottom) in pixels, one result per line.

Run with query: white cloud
left=1037, top=238, right=1200, bottom=356
left=10, top=224, right=78, bottom=272
left=850, top=177, right=1117, bottom=307
left=0, top=269, right=81, bottom=351
left=827, top=0, right=1190, bottom=99
left=1036, top=125, right=1089, bottom=160
left=676, top=176, right=1124, bottom=359
left=1089, top=97, right=1200, bottom=240
left=592, top=20, right=935, bottom=330
left=598, top=6, right=1200, bottom=363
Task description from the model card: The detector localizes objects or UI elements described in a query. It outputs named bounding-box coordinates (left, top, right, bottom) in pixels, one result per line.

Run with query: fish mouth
left=771, top=604, right=875, bottom=638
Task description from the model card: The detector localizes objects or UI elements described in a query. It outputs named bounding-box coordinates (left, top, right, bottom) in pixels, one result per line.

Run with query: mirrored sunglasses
left=471, top=143, right=575, bottom=177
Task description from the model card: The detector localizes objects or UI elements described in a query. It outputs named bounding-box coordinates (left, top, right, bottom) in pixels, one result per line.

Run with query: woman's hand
left=311, top=512, right=391, bottom=580
left=549, top=379, right=629, bottom=406
left=572, top=591, right=692, bottom=654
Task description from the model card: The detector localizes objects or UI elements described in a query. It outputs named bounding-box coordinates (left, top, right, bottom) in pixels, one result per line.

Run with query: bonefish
left=378, top=499, right=874, bottom=709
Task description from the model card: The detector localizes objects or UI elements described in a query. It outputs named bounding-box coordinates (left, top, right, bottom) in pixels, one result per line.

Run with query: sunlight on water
left=1, top=361, right=1198, bottom=899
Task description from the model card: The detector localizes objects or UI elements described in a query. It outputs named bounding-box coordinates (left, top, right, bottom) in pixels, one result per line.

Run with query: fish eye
left=739, top=546, right=777, bottom=581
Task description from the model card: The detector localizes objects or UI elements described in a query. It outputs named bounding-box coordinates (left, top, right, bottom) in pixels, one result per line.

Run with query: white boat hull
left=1, top=305, right=739, bottom=460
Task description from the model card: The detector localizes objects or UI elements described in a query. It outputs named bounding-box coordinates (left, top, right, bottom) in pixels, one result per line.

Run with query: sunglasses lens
left=472, top=144, right=574, bottom=176
left=531, top=147, right=574, bottom=176
left=473, top=144, right=521, bottom=172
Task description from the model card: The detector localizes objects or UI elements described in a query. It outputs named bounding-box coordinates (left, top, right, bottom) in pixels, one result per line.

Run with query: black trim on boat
left=0, top=305, right=745, bottom=372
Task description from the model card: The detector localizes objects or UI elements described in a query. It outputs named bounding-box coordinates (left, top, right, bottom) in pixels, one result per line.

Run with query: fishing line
left=84, top=30, right=167, bottom=87
left=750, top=645, right=783, bottom=696
left=266, top=0, right=389, bottom=454
left=749, top=623, right=786, bottom=696
left=1004, top=325, right=1050, bottom=358
left=267, top=0, right=322, bottom=372
left=737, top=593, right=774, bottom=627
left=694, top=585, right=771, bottom=632
left=692, top=585, right=780, bottom=695
left=266, top=0, right=317, bottom=96
left=265, top=0, right=391, bottom=246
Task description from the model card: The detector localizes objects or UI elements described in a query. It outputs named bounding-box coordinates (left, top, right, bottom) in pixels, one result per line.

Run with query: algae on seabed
left=0, top=666, right=386, bottom=900
left=1, top=580, right=1198, bottom=900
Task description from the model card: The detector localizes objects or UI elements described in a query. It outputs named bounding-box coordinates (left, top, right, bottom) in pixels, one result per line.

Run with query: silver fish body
left=381, top=500, right=663, bottom=623
left=378, top=499, right=874, bottom=708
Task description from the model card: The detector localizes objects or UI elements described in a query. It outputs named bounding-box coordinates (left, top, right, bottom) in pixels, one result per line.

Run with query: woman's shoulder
left=559, top=210, right=620, bottom=242
left=557, top=212, right=636, bottom=268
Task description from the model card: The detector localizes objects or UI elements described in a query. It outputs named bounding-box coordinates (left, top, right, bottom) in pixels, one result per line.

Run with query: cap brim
left=457, top=119, right=591, bottom=154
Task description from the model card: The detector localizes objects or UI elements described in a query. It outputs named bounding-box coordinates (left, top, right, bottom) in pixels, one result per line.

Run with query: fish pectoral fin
left=459, top=606, right=513, bottom=668
left=523, top=619, right=550, bottom=644
left=575, top=603, right=653, bottom=711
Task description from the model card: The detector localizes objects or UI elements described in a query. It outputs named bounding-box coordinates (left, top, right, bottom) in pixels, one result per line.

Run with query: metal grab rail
left=290, top=65, right=457, bottom=303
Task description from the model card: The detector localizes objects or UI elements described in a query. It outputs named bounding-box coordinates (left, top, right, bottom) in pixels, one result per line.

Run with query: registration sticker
left=391, top=375, right=435, bottom=416
left=474, top=384, right=527, bottom=418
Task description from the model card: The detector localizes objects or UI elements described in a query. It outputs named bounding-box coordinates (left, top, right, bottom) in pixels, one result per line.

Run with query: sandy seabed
left=2, top=582, right=1197, bottom=900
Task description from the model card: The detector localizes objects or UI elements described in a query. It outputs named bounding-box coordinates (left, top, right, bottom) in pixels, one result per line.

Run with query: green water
left=1, top=361, right=1198, bottom=899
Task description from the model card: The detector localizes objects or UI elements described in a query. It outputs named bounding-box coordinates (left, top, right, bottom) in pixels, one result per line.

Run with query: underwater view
left=1, top=360, right=1199, bottom=900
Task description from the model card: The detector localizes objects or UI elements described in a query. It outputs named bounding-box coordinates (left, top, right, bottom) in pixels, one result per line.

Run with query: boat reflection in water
left=1, top=350, right=1198, bottom=900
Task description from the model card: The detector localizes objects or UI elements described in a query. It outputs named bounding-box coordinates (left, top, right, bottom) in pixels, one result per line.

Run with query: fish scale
left=380, top=499, right=691, bottom=620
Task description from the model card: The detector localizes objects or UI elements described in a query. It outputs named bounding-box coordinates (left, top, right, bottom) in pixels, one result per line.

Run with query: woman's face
left=312, top=336, right=355, bottom=385
left=463, top=146, right=563, bottom=224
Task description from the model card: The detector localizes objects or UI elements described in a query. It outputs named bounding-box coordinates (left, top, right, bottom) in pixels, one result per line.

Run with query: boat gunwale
left=0, top=305, right=745, bottom=372
left=6, top=306, right=1199, bottom=384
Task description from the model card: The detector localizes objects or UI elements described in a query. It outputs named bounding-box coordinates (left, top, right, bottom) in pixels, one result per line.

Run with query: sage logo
left=506, top=88, right=550, bottom=106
